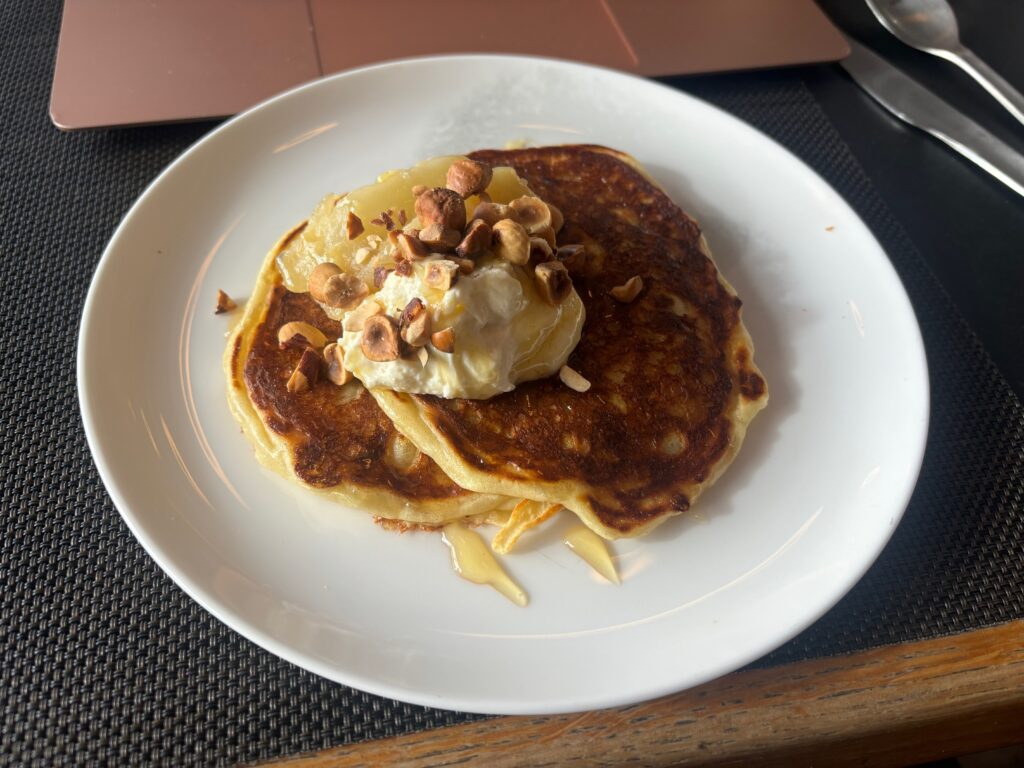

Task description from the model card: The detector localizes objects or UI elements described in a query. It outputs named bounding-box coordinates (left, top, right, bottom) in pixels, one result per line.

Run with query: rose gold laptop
left=50, top=0, right=847, bottom=130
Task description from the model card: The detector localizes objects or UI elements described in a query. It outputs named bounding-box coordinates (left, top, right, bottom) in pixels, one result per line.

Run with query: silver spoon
left=865, top=0, right=1024, bottom=126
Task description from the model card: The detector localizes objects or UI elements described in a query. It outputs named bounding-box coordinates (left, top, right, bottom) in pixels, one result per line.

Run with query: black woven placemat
left=2, top=1, right=1023, bottom=765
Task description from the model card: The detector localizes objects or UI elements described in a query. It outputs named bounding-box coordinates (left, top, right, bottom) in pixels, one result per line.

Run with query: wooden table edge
left=258, top=619, right=1024, bottom=767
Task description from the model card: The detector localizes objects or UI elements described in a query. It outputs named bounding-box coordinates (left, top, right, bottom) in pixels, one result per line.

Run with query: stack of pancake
left=224, top=145, right=767, bottom=550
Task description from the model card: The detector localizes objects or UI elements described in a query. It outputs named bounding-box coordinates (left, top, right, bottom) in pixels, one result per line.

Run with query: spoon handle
left=942, top=45, right=1024, bottom=127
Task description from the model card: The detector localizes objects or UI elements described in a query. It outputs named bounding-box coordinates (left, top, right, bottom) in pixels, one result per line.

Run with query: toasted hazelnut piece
left=388, top=229, right=401, bottom=247
left=446, top=159, right=493, bottom=198
left=415, top=187, right=467, bottom=231
left=411, top=184, right=427, bottom=197
left=343, top=299, right=383, bottom=332
left=400, top=298, right=432, bottom=347
left=345, top=210, right=364, bottom=240
left=610, top=275, right=644, bottom=303
left=535, top=225, right=557, bottom=249
left=559, top=364, right=591, bottom=393
left=471, top=201, right=511, bottom=226
left=396, top=232, right=430, bottom=261
left=287, top=348, right=322, bottom=393
left=455, top=219, right=491, bottom=258
left=491, top=219, right=530, bottom=265
left=416, top=347, right=429, bottom=367
left=418, top=223, right=462, bottom=252
left=394, top=259, right=413, bottom=277
left=400, top=297, right=426, bottom=325
left=278, top=321, right=327, bottom=350
left=307, top=262, right=342, bottom=303
left=425, top=260, right=460, bottom=292
left=372, top=267, right=392, bottom=289
left=361, top=315, right=401, bottom=362
left=548, top=203, right=564, bottom=233
left=534, top=261, right=572, bottom=305
left=323, top=343, right=351, bottom=386
left=529, top=237, right=554, bottom=263
left=556, top=243, right=587, bottom=272
left=430, top=327, right=455, bottom=353
left=321, top=273, right=369, bottom=310
left=509, top=196, right=552, bottom=234
left=214, top=289, right=236, bottom=314
left=450, top=256, right=475, bottom=275
left=366, top=234, right=383, bottom=249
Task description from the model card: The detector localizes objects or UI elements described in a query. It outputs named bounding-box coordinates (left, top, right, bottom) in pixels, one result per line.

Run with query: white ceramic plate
left=79, top=56, right=928, bottom=715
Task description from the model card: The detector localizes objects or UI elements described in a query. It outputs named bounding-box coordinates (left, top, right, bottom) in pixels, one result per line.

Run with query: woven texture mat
left=3, top=1, right=1023, bottom=765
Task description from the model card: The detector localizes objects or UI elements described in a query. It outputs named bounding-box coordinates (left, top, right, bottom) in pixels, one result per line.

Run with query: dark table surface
left=811, top=0, right=1024, bottom=399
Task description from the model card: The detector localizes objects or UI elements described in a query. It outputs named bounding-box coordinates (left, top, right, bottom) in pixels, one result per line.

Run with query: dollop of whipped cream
left=340, top=259, right=584, bottom=399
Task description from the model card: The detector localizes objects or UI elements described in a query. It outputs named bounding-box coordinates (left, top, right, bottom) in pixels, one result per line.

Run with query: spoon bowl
left=865, top=0, right=1024, bottom=125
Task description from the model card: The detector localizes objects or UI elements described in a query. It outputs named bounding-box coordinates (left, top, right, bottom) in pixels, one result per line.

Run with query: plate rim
left=78, top=53, right=930, bottom=715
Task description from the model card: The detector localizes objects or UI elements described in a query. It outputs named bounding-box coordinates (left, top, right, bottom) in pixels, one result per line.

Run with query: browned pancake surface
left=237, top=280, right=475, bottom=501
left=402, top=146, right=766, bottom=533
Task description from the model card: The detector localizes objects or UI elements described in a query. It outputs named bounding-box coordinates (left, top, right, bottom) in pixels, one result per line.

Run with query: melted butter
left=442, top=523, right=528, bottom=606
left=564, top=524, right=620, bottom=584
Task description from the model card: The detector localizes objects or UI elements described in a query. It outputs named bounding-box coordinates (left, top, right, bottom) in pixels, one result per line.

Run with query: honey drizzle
left=442, top=523, right=528, bottom=606
left=564, top=524, right=620, bottom=584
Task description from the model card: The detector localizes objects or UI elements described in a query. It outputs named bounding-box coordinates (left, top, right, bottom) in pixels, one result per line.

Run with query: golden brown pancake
left=224, top=224, right=512, bottom=524
left=372, top=145, right=767, bottom=539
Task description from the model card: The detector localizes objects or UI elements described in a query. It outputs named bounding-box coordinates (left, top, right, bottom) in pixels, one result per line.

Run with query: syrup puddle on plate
left=443, top=518, right=620, bottom=606
left=442, top=523, right=528, bottom=607
left=563, top=523, right=620, bottom=584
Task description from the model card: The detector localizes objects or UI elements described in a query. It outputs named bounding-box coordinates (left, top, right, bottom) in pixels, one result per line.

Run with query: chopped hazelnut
left=610, top=275, right=644, bottom=303
left=425, top=260, right=460, bottom=291
left=509, top=196, right=552, bottom=234
left=343, top=300, right=383, bottom=332
left=446, top=159, right=493, bottom=198
left=323, top=343, right=351, bottom=385
left=320, top=273, right=368, bottom=309
left=215, top=289, right=237, bottom=314
left=414, top=187, right=467, bottom=231
left=450, top=256, right=475, bottom=275
left=307, top=262, right=342, bottom=303
left=430, top=327, right=455, bottom=353
left=416, top=347, right=429, bottom=367
left=345, top=210, right=364, bottom=240
left=394, top=259, right=413, bottom=277
left=491, top=219, right=530, bottom=265
left=556, top=244, right=587, bottom=272
left=471, top=201, right=511, bottom=226
left=287, top=348, right=322, bottom=392
left=400, top=297, right=426, bottom=325
left=380, top=210, right=395, bottom=231
left=559, top=365, right=591, bottom=393
left=418, top=223, right=462, bottom=252
left=396, top=232, right=429, bottom=260
left=360, top=315, right=401, bottom=362
left=528, top=237, right=553, bottom=263
left=548, top=202, right=564, bottom=233
left=535, top=225, right=557, bottom=249
left=399, top=298, right=432, bottom=348
left=534, top=261, right=572, bottom=305
left=278, top=321, right=327, bottom=350
left=353, top=246, right=374, bottom=265
left=373, top=266, right=392, bottom=289
left=455, top=219, right=491, bottom=259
